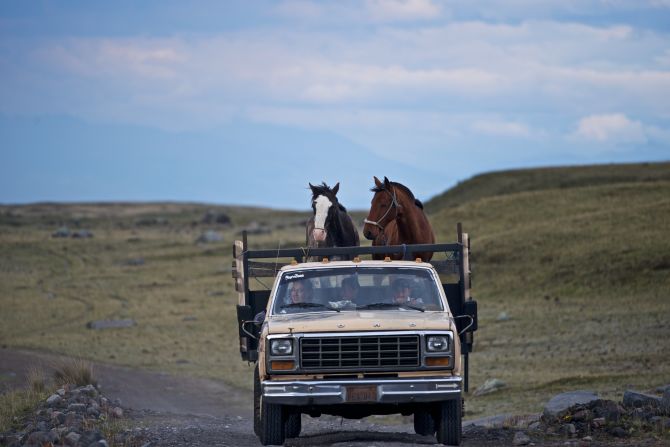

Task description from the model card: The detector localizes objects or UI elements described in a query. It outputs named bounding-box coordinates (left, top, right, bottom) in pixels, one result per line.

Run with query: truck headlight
left=426, top=335, right=449, bottom=352
left=270, top=339, right=293, bottom=356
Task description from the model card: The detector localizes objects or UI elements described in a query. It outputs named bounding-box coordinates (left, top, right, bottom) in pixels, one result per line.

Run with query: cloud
left=275, top=0, right=326, bottom=20
left=573, top=114, right=647, bottom=144
left=2, top=13, right=669, bottom=161
left=365, top=0, right=442, bottom=22
left=472, top=119, right=532, bottom=138
left=275, top=0, right=442, bottom=23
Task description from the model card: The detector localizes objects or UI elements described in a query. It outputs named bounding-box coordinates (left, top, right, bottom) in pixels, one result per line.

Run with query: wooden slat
left=234, top=240, right=245, bottom=306
left=247, top=260, right=291, bottom=277
left=462, top=233, right=471, bottom=300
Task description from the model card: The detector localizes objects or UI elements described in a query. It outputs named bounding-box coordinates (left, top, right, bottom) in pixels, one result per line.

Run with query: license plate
left=346, top=385, right=377, bottom=402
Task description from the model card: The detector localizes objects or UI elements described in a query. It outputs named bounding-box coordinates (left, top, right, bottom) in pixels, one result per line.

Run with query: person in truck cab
left=287, top=280, right=313, bottom=304
left=391, top=278, right=424, bottom=307
left=340, top=276, right=360, bottom=303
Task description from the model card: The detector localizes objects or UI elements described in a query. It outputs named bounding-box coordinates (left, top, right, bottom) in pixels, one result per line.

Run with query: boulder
left=46, top=394, right=62, bottom=407
left=64, top=431, right=81, bottom=446
left=589, top=399, right=622, bottom=422
left=623, top=390, right=662, bottom=409
left=201, top=210, right=231, bottom=225
left=195, top=230, right=223, bottom=244
left=134, top=217, right=168, bottom=226
left=543, top=391, right=599, bottom=419
left=71, top=229, right=93, bottom=238
left=496, top=311, right=510, bottom=322
left=238, top=221, right=271, bottom=235
left=473, top=378, right=506, bottom=396
left=512, top=431, right=530, bottom=445
left=662, top=388, right=670, bottom=413
left=52, top=227, right=70, bottom=238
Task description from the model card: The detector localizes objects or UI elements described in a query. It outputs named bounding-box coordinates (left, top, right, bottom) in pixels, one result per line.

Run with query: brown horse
left=363, top=176, right=435, bottom=261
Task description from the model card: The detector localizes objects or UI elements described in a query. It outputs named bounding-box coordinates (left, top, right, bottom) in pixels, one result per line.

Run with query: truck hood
left=267, top=311, right=455, bottom=334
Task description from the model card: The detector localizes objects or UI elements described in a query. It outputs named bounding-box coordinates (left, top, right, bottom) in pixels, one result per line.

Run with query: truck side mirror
left=463, top=300, right=478, bottom=332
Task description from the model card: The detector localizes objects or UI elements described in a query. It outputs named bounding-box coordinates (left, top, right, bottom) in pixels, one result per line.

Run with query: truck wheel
left=413, top=407, right=436, bottom=436
left=435, top=399, right=462, bottom=446
left=259, top=394, right=286, bottom=446
left=253, top=364, right=261, bottom=437
left=285, top=411, right=301, bottom=438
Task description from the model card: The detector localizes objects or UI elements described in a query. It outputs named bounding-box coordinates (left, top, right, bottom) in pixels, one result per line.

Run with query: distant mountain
left=0, top=114, right=439, bottom=209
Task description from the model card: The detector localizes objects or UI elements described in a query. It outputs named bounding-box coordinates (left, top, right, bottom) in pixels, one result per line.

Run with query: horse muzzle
left=312, top=228, right=327, bottom=242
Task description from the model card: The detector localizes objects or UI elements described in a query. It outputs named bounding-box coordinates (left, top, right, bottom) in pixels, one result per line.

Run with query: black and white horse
left=307, top=182, right=360, bottom=260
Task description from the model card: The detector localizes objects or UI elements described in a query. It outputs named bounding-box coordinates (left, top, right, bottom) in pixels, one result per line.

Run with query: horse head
left=364, top=176, right=435, bottom=260
left=363, top=176, right=402, bottom=241
left=309, top=181, right=341, bottom=243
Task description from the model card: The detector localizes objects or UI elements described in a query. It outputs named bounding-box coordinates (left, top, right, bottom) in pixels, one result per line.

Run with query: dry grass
left=52, top=357, right=96, bottom=387
left=26, top=367, right=48, bottom=394
left=0, top=367, right=51, bottom=432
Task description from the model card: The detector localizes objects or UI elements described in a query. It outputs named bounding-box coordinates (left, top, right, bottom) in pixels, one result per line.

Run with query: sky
left=1, top=0, right=669, bottom=210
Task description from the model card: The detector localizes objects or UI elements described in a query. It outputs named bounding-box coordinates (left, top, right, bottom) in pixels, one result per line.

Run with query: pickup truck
left=233, top=225, right=477, bottom=446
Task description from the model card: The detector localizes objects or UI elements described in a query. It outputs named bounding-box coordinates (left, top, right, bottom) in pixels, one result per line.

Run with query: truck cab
left=233, top=227, right=477, bottom=446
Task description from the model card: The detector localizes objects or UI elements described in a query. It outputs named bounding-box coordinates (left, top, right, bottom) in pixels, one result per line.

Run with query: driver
left=286, top=280, right=313, bottom=305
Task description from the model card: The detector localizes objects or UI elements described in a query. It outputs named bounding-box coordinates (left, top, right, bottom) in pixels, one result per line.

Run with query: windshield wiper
left=280, top=302, right=340, bottom=312
left=400, top=303, right=425, bottom=312
left=357, top=302, right=425, bottom=312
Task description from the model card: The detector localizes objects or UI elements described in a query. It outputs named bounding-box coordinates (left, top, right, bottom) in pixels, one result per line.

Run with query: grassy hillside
left=425, top=161, right=670, bottom=211
left=429, top=176, right=670, bottom=417
left=1, top=161, right=669, bottom=420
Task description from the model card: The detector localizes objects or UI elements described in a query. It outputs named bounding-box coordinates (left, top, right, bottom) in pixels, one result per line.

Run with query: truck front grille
left=300, top=335, right=420, bottom=370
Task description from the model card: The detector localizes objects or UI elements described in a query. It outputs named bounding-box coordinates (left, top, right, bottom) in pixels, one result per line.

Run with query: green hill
left=426, top=161, right=670, bottom=417
left=425, top=161, right=670, bottom=212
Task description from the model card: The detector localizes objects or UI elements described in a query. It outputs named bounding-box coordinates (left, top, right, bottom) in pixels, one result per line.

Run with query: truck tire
left=285, top=411, right=301, bottom=438
left=413, top=407, right=436, bottom=436
left=435, top=399, right=462, bottom=446
left=259, top=394, right=285, bottom=446
left=253, top=365, right=261, bottom=437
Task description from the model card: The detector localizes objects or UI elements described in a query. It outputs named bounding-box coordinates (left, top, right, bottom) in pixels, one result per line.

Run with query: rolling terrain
left=1, top=161, right=669, bottom=421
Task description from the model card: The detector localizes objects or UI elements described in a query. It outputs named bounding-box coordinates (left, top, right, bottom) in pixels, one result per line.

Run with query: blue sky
left=1, top=1, right=669, bottom=209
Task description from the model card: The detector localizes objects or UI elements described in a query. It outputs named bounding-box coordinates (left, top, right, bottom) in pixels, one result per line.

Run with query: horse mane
left=310, top=182, right=335, bottom=198
left=371, top=181, right=423, bottom=209
left=311, top=182, right=347, bottom=212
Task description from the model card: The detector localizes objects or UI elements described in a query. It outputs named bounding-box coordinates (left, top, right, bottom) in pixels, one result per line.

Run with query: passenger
left=391, top=278, right=423, bottom=307
left=341, top=277, right=360, bottom=303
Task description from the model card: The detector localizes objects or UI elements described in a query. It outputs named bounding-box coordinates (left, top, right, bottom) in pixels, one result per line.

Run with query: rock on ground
left=543, top=390, right=599, bottom=419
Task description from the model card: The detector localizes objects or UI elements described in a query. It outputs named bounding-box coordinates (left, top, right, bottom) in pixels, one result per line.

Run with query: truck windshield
left=272, top=267, right=444, bottom=315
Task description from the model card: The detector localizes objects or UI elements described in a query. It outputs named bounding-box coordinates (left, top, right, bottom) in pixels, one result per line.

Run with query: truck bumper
left=262, top=376, right=462, bottom=406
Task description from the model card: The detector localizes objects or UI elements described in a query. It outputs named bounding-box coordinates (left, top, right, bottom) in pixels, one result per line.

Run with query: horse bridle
left=363, top=187, right=399, bottom=236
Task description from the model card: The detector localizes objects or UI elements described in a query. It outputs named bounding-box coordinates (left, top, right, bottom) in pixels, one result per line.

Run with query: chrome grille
left=300, top=335, right=420, bottom=370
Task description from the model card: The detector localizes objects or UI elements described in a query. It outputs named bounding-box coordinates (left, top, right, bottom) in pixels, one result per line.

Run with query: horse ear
left=308, top=183, right=316, bottom=193
left=374, top=176, right=383, bottom=188
left=383, top=176, right=391, bottom=188
left=332, top=182, right=340, bottom=196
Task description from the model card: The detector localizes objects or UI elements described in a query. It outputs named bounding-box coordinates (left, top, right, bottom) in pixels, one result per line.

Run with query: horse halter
left=363, top=187, right=399, bottom=232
